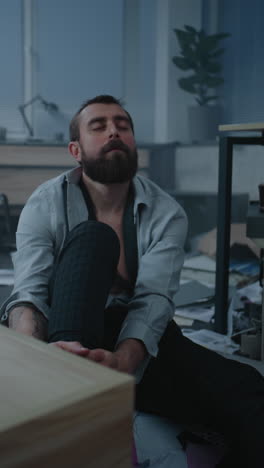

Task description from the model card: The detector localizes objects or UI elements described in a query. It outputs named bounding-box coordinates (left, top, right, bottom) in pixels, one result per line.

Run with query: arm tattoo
left=8, top=306, right=48, bottom=341
left=32, top=311, right=48, bottom=340
left=8, top=308, right=23, bottom=330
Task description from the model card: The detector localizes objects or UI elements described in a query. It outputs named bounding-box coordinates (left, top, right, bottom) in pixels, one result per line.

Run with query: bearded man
left=2, top=95, right=264, bottom=468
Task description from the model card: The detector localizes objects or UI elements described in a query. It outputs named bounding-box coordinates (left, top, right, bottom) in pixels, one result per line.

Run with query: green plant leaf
left=175, top=29, right=193, bottom=48
left=196, top=97, right=206, bottom=106
left=172, top=24, right=230, bottom=98
left=206, top=33, right=230, bottom=50
left=198, top=29, right=206, bottom=40
left=181, top=46, right=199, bottom=66
left=203, top=95, right=219, bottom=104
left=203, top=36, right=220, bottom=52
left=195, top=70, right=209, bottom=84
left=178, top=77, right=197, bottom=94
left=211, top=33, right=230, bottom=41
left=210, top=48, right=225, bottom=58
left=172, top=56, right=194, bottom=70
left=184, top=25, right=197, bottom=34
left=205, top=76, right=224, bottom=87
left=206, top=62, right=222, bottom=73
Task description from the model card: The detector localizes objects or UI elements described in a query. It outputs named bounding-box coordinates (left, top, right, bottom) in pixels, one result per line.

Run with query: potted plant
left=172, top=25, right=230, bottom=142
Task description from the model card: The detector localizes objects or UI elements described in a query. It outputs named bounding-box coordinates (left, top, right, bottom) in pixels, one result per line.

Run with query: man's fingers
left=49, top=343, right=119, bottom=369
left=49, top=341, right=90, bottom=356
left=88, top=349, right=107, bottom=362
left=88, top=349, right=118, bottom=369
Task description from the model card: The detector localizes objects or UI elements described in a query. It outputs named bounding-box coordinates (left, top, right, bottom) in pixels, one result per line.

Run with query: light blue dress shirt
left=0, top=167, right=187, bottom=380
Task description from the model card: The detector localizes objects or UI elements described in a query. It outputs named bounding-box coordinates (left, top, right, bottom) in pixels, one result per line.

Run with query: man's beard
left=79, top=140, right=138, bottom=184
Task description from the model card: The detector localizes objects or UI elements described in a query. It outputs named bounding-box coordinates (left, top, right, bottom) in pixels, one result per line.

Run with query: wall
left=0, top=0, right=125, bottom=140
left=172, top=0, right=264, bottom=204
left=34, top=0, right=124, bottom=139
left=1, top=0, right=263, bottom=190
left=175, top=144, right=264, bottom=200
left=166, top=0, right=202, bottom=143
left=0, top=1, right=23, bottom=137
left=219, top=0, right=264, bottom=124
left=0, top=0, right=206, bottom=143
left=123, top=0, right=157, bottom=141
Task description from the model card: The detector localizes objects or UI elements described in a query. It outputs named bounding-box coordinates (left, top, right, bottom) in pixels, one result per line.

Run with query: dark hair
left=69, top=94, right=134, bottom=141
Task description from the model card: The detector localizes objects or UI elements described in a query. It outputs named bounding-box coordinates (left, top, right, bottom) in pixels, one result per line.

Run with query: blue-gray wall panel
left=35, top=0, right=124, bottom=108
left=0, top=0, right=23, bottom=133
left=219, top=0, right=264, bottom=123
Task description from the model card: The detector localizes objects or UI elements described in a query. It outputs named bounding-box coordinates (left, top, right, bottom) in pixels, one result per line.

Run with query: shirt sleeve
left=0, top=187, right=55, bottom=323
left=115, top=203, right=188, bottom=382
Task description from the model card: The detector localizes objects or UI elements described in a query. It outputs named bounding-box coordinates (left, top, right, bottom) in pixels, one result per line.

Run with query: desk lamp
left=18, top=95, right=59, bottom=140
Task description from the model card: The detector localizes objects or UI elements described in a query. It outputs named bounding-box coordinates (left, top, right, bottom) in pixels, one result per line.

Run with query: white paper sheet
left=182, top=328, right=240, bottom=354
left=183, top=255, right=216, bottom=272
left=175, top=305, right=214, bottom=323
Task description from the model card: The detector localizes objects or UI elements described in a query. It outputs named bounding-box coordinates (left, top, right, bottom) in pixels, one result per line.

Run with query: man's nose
left=108, top=124, right=119, bottom=138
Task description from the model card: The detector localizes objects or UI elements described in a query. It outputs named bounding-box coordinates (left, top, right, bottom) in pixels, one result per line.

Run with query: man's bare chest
left=97, top=214, right=129, bottom=282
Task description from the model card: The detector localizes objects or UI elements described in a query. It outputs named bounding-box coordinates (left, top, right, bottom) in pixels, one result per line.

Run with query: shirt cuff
left=0, top=292, right=50, bottom=323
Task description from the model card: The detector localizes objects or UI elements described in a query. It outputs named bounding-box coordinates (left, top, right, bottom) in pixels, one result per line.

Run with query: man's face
left=75, top=103, right=138, bottom=184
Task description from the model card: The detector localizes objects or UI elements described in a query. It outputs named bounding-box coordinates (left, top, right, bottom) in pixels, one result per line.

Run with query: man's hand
left=49, top=341, right=90, bottom=357
left=49, top=338, right=147, bottom=375
left=86, top=348, right=119, bottom=369
left=87, top=338, right=147, bottom=374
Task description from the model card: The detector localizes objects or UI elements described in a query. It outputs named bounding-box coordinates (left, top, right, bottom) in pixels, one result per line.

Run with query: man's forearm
left=114, top=338, right=147, bottom=374
left=8, top=305, right=47, bottom=341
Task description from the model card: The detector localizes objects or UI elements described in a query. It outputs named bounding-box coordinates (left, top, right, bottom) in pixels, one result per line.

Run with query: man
left=1, top=95, right=264, bottom=467
left=1, top=95, right=187, bottom=380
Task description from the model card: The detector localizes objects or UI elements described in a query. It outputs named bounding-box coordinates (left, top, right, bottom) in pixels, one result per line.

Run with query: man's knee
left=67, top=220, right=119, bottom=246
left=62, top=220, right=120, bottom=261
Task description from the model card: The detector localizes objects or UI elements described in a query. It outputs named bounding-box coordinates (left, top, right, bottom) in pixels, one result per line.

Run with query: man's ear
left=68, top=141, right=81, bottom=162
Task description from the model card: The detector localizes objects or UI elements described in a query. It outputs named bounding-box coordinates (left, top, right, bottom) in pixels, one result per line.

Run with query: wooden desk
left=0, top=143, right=74, bottom=206
left=219, top=123, right=264, bottom=132
left=215, top=123, right=264, bottom=334
left=0, top=142, right=150, bottom=207
left=0, top=326, right=133, bottom=467
left=0, top=140, right=178, bottom=208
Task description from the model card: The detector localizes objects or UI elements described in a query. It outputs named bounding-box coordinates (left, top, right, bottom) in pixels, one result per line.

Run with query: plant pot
left=188, top=105, right=222, bottom=143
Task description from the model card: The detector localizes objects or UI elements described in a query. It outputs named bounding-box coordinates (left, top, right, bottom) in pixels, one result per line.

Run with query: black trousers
left=48, top=222, right=264, bottom=468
